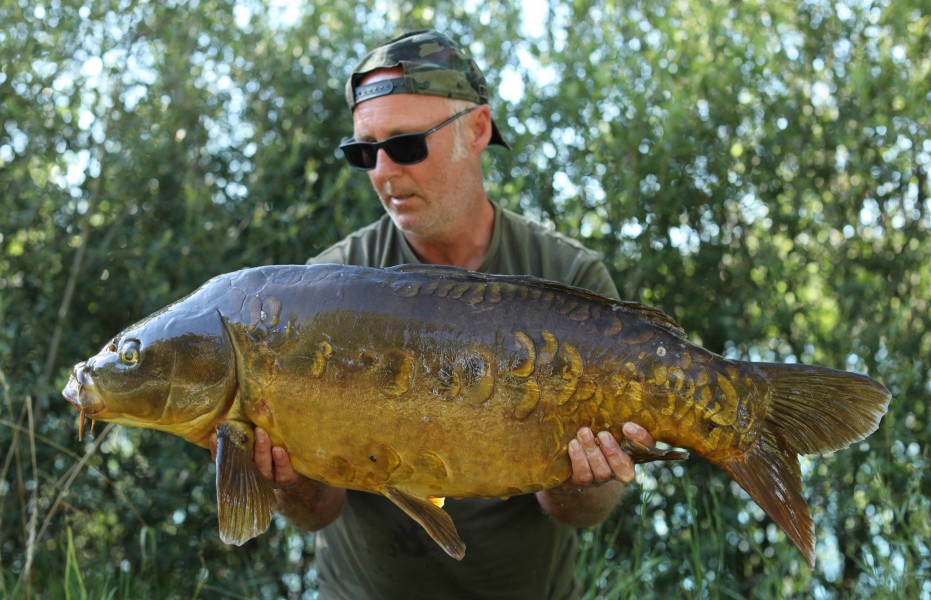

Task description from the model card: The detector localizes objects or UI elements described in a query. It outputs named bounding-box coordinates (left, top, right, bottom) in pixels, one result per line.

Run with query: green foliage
left=2, top=0, right=928, bottom=598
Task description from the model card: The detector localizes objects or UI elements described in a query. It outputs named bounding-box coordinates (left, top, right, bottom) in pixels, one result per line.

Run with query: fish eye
left=118, top=339, right=141, bottom=366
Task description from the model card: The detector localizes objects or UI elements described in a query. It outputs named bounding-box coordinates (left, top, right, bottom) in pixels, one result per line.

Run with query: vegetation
left=2, top=0, right=928, bottom=597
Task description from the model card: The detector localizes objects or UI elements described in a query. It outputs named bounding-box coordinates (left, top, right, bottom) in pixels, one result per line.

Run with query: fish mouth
left=62, top=362, right=105, bottom=440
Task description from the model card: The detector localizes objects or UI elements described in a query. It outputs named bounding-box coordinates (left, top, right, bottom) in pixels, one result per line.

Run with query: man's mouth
left=383, top=185, right=417, bottom=203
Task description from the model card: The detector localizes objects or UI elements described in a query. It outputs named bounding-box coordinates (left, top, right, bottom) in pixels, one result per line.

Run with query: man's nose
left=371, top=148, right=405, bottom=177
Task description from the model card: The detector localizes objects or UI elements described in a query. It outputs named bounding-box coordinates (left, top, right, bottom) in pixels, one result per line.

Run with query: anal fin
left=382, top=486, right=465, bottom=560
left=215, top=421, right=277, bottom=545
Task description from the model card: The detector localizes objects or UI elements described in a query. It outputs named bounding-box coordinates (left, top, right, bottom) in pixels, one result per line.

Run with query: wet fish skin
left=62, top=264, right=891, bottom=564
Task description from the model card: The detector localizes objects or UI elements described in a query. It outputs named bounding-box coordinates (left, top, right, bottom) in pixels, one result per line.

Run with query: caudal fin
left=716, top=363, right=890, bottom=566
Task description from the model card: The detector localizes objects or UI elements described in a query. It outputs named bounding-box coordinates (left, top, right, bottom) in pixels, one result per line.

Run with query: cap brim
left=490, top=119, right=510, bottom=150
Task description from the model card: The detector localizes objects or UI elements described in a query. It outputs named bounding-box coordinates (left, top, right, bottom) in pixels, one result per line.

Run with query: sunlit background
left=2, top=0, right=928, bottom=598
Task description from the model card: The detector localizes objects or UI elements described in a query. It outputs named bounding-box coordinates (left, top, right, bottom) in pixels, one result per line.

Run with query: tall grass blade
left=64, top=526, right=87, bottom=600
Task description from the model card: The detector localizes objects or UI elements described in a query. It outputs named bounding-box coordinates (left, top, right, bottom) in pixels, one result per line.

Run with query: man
left=235, top=30, right=656, bottom=598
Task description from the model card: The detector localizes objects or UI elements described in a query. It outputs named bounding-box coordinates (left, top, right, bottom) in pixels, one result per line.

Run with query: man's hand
left=567, top=422, right=655, bottom=486
left=209, top=427, right=346, bottom=530
left=210, top=427, right=304, bottom=488
left=536, top=422, right=655, bottom=528
left=250, top=428, right=305, bottom=489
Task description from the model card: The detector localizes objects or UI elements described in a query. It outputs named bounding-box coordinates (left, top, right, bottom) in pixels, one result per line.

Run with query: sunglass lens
left=383, top=134, right=429, bottom=165
left=343, top=143, right=377, bottom=170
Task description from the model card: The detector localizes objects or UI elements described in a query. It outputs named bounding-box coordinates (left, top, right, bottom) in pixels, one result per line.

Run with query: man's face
left=351, top=71, right=480, bottom=240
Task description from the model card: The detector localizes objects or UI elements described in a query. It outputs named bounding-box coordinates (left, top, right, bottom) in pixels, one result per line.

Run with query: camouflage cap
left=346, top=29, right=509, bottom=148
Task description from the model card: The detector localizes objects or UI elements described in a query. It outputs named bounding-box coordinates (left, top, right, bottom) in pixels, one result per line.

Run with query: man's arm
left=536, top=423, right=654, bottom=527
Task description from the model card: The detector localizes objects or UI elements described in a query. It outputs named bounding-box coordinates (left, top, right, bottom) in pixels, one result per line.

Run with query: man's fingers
left=213, top=428, right=301, bottom=487
left=622, top=422, right=654, bottom=447
left=578, top=428, right=615, bottom=483
left=568, top=428, right=630, bottom=486
left=253, top=428, right=274, bottom=480
left=567, top=438, right=594, bottom=486
left=272, top=446, right=300, bottom=487
left=597, top=431, right=635, bottom=484
left=566, top=427, right=646, bottom=487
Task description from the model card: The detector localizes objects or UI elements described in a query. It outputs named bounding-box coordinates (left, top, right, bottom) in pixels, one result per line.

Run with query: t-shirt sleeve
left=488, top=204, right=621, bottom=300
left=570, top=256, right=620, bottom=300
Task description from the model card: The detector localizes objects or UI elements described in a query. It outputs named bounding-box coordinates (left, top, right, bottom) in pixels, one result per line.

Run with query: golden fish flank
left=62, top=263, right=891, bottom=564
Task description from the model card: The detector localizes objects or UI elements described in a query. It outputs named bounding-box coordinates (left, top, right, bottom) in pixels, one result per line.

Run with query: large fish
left=62, top=264, right=890, bottom=564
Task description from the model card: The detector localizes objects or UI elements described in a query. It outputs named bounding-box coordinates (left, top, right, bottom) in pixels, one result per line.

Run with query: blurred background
left=1, top=0, right=928, bottom=597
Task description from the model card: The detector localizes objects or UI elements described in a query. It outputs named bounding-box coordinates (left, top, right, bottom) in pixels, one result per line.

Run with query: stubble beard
left=381, top=135, right=471, bottom=239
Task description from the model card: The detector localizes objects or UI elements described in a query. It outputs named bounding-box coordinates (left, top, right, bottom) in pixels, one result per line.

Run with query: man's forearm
left=535, top=479, right=626, bottom=528
left=274, top=478, right=347, bottom=531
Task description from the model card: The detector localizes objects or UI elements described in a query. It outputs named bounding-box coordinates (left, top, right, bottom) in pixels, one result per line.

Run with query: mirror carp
left=62, top=264, right=890, bottom=564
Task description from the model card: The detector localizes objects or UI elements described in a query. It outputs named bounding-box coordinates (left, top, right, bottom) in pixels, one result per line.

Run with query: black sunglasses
left=339, top=106, right=479, bottom=170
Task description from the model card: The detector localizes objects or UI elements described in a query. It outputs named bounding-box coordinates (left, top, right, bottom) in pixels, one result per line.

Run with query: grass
left=573, top=460, right=929, bottom=600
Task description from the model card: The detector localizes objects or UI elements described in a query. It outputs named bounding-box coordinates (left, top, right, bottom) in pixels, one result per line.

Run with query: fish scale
left=62, top=263, right=890, bottom=564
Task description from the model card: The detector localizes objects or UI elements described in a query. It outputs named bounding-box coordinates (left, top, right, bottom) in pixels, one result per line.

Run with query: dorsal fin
left=384, top=264, right=687, bottom=339
left=386, top=264, right=469, bottom=275
left=611, top=300, right=687, bottom=339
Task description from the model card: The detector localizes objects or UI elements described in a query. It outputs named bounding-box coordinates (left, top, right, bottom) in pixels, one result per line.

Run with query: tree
left=2, top=0, right=927, bottom=597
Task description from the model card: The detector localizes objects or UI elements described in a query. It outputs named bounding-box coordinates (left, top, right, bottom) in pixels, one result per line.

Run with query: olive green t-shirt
left=307, top=201, right=619, bottom=600
left=311, top=201, right=620, bottom=300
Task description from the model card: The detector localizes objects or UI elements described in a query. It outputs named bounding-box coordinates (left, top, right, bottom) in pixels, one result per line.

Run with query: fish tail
left=715, top=363, right=891, bottom=566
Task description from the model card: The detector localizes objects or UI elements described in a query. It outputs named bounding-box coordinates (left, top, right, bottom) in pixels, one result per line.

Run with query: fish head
left=62, top=302, right=236, bottom=441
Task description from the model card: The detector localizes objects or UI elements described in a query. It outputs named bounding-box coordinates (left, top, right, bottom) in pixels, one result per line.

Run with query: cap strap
left=352, top=77, right=412, bottom=106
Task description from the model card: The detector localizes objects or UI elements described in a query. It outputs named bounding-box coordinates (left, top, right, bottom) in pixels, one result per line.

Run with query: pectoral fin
left=215, top=421, right=277, bottom=545
left=381, top=486, right=465, bottom=560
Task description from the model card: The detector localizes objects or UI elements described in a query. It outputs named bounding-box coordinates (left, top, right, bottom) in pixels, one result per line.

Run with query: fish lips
left=61, top=361, right=104, bottom=415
